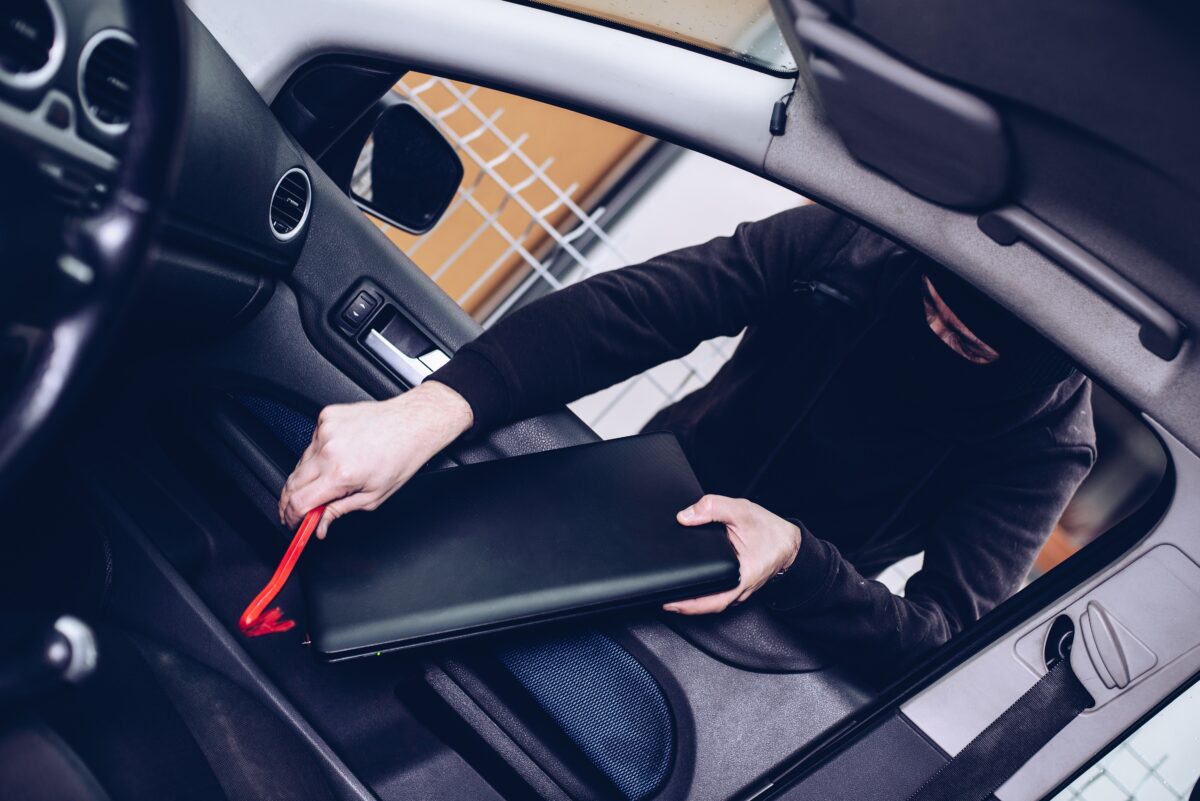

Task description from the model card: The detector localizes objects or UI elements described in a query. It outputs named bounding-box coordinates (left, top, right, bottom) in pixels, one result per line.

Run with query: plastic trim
left=269, top=166, right=311, bottom=242
left=184, top=0, right=790, bottom=174
left=495, top=0, right=799, bottom=77
left=77, top=28, right=137, bottom=136
left=0, top=0, right=67, bottom=91
left=979, top=208, right=1186, bottom=361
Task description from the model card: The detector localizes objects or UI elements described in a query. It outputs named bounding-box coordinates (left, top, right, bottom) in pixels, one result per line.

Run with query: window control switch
left=339, top=291, right=380, bottom=332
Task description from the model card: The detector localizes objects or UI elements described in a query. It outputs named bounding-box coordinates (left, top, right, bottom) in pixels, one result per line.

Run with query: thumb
left=677, top=494, right=737, bottom=527
left=314, top=497, right=359, bottom=539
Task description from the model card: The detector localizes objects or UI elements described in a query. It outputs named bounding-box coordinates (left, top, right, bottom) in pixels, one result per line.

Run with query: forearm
left=431, top=276, right=655, bottom=433
left=433, top=222, right=790, bottom=432
left=433, top=205, right=853, bottom=434
left=761, top=532, right=958, bottom=678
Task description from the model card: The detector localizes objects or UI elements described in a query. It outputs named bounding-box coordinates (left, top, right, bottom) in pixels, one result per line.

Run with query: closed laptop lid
left=302, top=433, right=738, bottom=660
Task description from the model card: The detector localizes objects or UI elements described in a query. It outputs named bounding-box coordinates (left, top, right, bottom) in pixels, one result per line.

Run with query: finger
left=314, top=492, right=385, bottom=538
left=314, top=497, right=354, bottom=539
left=279, top=444, right=322, bottom=523
left=736, top=579, right=766, bottom=604
left=663, top=586, right=743, bottom=615
left=285, top=473, right=347, bottom=529
left=677, top=494, right=740, bottom=527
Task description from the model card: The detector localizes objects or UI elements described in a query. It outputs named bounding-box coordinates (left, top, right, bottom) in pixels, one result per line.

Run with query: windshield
left=512, top=0, right=797, bottom=73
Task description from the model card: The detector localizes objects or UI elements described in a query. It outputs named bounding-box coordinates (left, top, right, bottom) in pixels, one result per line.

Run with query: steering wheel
left=0, top=0, right=185, bottom=491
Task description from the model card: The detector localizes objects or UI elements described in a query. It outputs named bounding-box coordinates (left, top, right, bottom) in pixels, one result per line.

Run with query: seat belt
left=906, top=657, right=1095, bottom=801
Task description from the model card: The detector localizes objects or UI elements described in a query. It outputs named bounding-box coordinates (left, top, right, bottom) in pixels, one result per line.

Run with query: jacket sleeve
left=430, top=204, right=854, bottom=434
left=760, top=431, right=1095, bottom=681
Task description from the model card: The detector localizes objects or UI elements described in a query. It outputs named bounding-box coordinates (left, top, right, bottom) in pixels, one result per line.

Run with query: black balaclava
left=859, top=265, right=1077, bottom=439
left=921, top=265, right=1076, bottom=391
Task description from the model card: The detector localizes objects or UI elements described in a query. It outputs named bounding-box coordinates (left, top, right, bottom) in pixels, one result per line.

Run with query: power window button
left=341, top=291, right=379, bottom=330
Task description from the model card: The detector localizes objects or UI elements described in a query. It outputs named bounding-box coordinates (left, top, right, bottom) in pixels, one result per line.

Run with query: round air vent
left=270, top=168, right=311, bottom=242
left=78, top=29, right=136, bottom=134
left=0, top=0, right=65, bottom=90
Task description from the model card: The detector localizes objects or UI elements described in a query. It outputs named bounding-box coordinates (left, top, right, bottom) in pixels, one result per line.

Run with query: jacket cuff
left=761, top=521, right=837, bottom=612
left=428, top=349, right=510, bottom=436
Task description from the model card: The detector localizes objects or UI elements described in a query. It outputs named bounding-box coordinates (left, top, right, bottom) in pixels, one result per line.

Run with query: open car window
left=505, top=0, right=797, bottom=72
left=368, top=73, right=1170, bottom=608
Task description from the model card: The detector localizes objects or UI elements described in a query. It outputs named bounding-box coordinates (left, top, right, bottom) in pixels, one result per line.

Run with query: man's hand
left=664, top=495, right=801, bottom=615
left=278, top=381, right=473, bottom=539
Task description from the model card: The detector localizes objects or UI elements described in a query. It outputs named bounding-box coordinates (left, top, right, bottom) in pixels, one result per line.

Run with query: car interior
left=2, top=1, right=1199, bottom=800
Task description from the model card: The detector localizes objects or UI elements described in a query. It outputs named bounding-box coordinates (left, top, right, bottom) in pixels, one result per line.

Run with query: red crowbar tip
left=239, top=506, right=325, bottom=638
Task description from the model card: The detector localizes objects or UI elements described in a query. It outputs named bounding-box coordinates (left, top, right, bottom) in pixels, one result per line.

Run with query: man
left=279, top=203, right=1095, bottom=670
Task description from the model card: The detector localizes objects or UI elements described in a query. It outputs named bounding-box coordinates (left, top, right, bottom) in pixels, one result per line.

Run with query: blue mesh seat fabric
left=233, top=393, right=317, bottom=457
left=234, top=394, right=675, bottom=800
left=497, top=632, right=674, bottom=801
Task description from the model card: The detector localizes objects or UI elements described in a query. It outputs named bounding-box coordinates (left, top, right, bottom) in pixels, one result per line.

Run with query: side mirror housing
left=326, top=98, right=463, bottom=234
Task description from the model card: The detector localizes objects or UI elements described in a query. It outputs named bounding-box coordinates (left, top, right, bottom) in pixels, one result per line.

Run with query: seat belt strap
left=906, top=657, right=1095, bottom=801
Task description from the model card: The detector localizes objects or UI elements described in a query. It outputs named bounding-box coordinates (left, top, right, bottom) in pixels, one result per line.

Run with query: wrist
left=417, top=380, right=474, bottom=437
left=777, top=522, right=802, bottom=576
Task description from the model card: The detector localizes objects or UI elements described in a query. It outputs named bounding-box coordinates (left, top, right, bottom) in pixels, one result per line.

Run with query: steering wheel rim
left=0, top=0, right=186, bottom=490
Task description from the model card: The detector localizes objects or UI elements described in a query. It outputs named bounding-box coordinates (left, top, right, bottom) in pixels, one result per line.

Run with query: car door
left=81, top=1, right=1200, bottom=800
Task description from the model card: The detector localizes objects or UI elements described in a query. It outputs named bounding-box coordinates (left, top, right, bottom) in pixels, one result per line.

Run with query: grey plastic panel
left=902, top=422, right=1200, bottom=801
left=1011, top=545, right=1200, bottom=710
left=774, top=714, right=947, bottom=801
left=794, top=15, right=1009, bottom=208
left=184, top=0, right=792, bottom=173
left=978, top=208, right=1185, bottom=361
left=620, top=621, right=872, bottom=801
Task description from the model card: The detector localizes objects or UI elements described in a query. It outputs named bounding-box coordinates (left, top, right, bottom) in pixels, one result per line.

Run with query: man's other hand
left=664, top=495, right=801, bottom=615
left=278, top=381, right=473, bottom=539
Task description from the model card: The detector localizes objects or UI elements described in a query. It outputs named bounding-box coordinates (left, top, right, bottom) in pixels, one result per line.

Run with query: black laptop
left=302, top=432, right=739, bottom=661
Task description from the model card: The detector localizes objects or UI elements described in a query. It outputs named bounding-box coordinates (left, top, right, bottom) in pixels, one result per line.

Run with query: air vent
left=78, top=29, right=136, bottom=134
left=0, top=0, right=65, bottom=90
left=270, top=168, right=311, bottom=242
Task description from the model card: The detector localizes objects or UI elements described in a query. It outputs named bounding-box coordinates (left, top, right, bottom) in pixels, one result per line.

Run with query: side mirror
left=350, top=102, right=463, bottom=234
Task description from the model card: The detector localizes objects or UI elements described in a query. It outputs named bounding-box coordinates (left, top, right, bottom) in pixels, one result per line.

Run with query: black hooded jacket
left=432, top=204, right=1095, bottom=671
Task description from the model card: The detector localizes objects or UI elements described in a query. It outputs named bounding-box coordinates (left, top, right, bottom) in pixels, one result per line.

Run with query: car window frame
left=498, top=0, right=800, bottom=77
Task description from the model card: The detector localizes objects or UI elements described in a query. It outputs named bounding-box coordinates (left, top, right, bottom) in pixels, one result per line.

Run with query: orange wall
left=381, top=74, right=650, bottom=318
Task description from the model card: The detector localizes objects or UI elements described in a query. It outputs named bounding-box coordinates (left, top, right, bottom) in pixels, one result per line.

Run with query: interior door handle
left=364, top=328, right=448, bottom=386
left=979, top=207, right=1185, bottom=360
